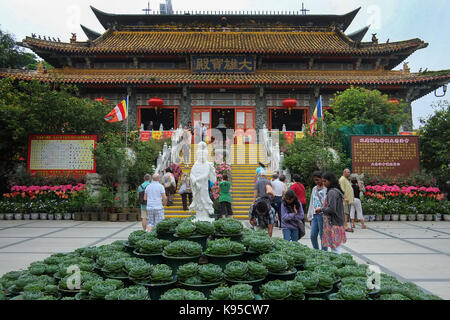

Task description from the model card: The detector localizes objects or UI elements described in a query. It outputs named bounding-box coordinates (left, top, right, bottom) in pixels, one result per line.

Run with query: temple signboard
left=192, top=55, right=256, bottom=73
left=351, top=135, right=420, bottom=177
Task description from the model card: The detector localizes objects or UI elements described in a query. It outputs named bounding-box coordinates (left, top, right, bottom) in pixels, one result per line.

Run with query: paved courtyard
left=0, top=220, right=449, bottom=299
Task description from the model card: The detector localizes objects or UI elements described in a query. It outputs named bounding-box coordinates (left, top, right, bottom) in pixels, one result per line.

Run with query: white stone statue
left=190, top=142, right=216, bottom=222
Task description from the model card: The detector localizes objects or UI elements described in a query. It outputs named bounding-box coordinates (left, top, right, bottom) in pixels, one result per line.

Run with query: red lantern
left=95, top=98, right=104, bottom=102
left=148, top=98, right=164, bottom=107
left=283, top=98, right=297, bottom=115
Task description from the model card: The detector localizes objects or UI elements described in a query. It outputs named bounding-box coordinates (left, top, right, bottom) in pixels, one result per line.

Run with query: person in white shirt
left=271, top=174, right=286, bottom=228
left=144, top=174, right=167, bottom=232
left=307, top=171, right=328, bottom=251
left=162, top=168, right=176, bottom=206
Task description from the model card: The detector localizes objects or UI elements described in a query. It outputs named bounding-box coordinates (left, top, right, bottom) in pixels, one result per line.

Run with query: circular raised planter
left=416, top=214, right=425, bottom=222
left=63, top=213, right=72, bottom=220
left=162, top=253, right=202, bottom=271
left=30, top=213, right=40, bottom=220
left=425, top=214, right=434, bottom=221
left=391, top=214, right=399, bottom=221
left=48, top=214, right=55, bottom=221
left=375, top=215, right=383, bottom=221
left=267, top=268, right=298, bottom=281
left=399, top=214, right=408, bottom=221
left=305, top=286, right=333, bottom=300
left=407, top=214, right=417, bottom=221
left=213, top=233, right=243, bottom=242
left=383, top=215, right=391, bottom=221
left=205, top=253, right=244, bottom=269
left=174, top=234, right=209, bottom=251
left=133, top=250, right=164, bottom=265
left=180, top=280, right=223, bottom=297
left=23, top=214, right=31, bottom=220
left=4, top=213, right=13, bottom=220
left=14, top=213, right=23, bottom=220
left=224, top=277, right=265, bottom=293
left=136, top=276, right=177, bottom=300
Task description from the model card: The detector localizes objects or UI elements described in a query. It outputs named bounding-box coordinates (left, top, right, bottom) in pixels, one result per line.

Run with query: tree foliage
left=326, top=86, right=408, bottom=130
left=419, top=101, right=450, bottom=192
left=0, top=29, right=37, bottom=69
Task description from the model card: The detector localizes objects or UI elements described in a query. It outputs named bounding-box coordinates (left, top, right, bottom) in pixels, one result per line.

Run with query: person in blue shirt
left=137, top=174, right=151, bottom=230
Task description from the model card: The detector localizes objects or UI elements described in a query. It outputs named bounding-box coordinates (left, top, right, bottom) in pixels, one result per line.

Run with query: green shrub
left=295, top=271, right=319, bottom=291
left=160, top=288, right=207, bottom=300
left=163, top=240, right=203, bottom=257
left=210, top=286, right=231, bottom=300
left=150, top=264, right=173, bottom=283
left=206, top=238, right=245, bottom=256
left=260, top=253, right=294, bottom=273
left=175, top=221, right=197, bottom=238
left=338, top=284, right=368, bottom=300
left=261, top=280, right=291, bottom=300
left=195, top=221, right=215, bottom=236
left=214, top=218, right=243, bottom=235
left=198, top=264, right=223, bottom=284
left=117, top=285, right=150, bottom=300
left=135, top=238, right=170, bottom=254
left=229, top=284, right=254, bottom=300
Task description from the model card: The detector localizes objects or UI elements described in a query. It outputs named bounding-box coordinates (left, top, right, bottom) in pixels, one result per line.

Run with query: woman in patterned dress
left=315, top=172, right=347, bottom=254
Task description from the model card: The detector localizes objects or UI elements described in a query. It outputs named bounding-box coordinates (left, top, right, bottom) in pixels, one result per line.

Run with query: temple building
left=1, top=6, right=449, bottom=134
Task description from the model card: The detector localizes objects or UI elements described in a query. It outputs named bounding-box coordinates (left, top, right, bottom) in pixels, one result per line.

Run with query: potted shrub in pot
left=162, top=240, right=203, bottom=271
left=260, top=252, right=298, bottom=281
left=155, top=218, right=184, bottom=241
left=178, top=263, right=224, bottom=297
left=295, top=270, right=333, bottom=300
left=241, top=234, right=275, bottom=261
left=407, top=205, right=418, bottom=221
left=133, top=238, right=170, bottom=265
left=224, top=261, right=268, bottom=293
left=125, top=230, right=149, bottom=253
left=213, top=218, right=244, bottom=241
left=205, top=238, right=245, bottom=268
left=260, top=280, right=292, bottom=300
left=13, top=203, right=24, bottom=220
left=174, top=220, right=215, bottom=251
left=128, top=262, right=177, bottom=300
left=210, top=284, right=258, bottom=300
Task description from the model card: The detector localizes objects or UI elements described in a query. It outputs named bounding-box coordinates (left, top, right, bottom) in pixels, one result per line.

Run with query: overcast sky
left=1, top=0, right=449, bottom=129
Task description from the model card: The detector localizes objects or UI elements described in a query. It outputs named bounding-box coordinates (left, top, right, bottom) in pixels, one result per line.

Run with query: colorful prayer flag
left=309, top=96, right=323, bottom=135
left=104, top=100, right=128, bottom=123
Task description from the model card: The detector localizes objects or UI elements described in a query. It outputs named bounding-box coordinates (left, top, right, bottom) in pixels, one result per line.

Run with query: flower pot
left=138, top=276, right=178, bottom=300
left=443, top=215, right=450, bottom=222
left=99, top=212, right=108, bottom=221
left=416, top=214, right=425, bottom=222
left=55, top=213, right=63, bottom=220
left=48, top=214, right=55, bottom=220
left=375, top=215, right=383, bottom=221
left=0, top=213, right=4, bottom=220
left=407, top=214, right=417, bottom=221
left=162, top=253, right=202, bottom=272
left=267, top=268, right=298, bottom=281
left=157, top=232, right=177, bottom=242
left=124, top=242, right=135, bottom=254
left=118, top=213, right=128, bottom=222
left=40, top=213, right=48, bottom=220
left=127, top=213, right=137, bottom=222
left=399, top=214, right=408, bottom=221
left=23, top=214, right=31, bottom=220
left=31, top=213, right=40, bottom=220
left=133, top=250, right=164, bottom=265
left=425, top=214, right=434, bottom=221
left=64, top=213, right=72, bottom=220
left=391, top=214, right=399, bottom=221
left=434, top=214, right=442, bottom=221
left=73, top=213, right=82, bottom=221
left=213, top=233, right=243, bottom=242
left=108, top=213, right=118, bottom=222
left=305, top=286, right=333, bottom=300
left=225, top=277, right=265, bottom=294
left=90, top=213, right=99, bottom=221
left=383, top=215, right=391, bottom=221
left=174, top=234, right=209, bottom=252
left=205, top=253, right=244, bottom=269
left=81, top=213, right=90, bottom=221
left=244, top=250, right=261, bottom=262
left=370, top=215, right=376, bottom=222
left=14, top=213, right=23, bottom=220
left=180, top=280, right=223, bottom=298
left=5, top=213, right=14, bottom=220
left=363, top=216, right=370, bottom=222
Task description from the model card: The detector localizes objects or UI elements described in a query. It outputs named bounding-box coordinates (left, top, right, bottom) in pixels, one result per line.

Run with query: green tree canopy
left=326, top=86, right=407, bottom=129
left=0, top=29, right=37, bottom=69
left=419, top=101, right=450, bottom=192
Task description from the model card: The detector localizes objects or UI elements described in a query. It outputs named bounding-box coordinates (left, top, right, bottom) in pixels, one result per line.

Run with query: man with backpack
left=137, top=174, right=152, bottom=230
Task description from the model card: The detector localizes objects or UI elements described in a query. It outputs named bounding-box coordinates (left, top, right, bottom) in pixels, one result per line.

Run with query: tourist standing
left=219, top=174, right=233, bottom=218
left=249, top=198, right=275, bottom=237
left=179, top=173, right=193, bottom=211
left=316, top=172, right=347, bottom=254
left=253, top=170, right=274, bottom=203
left=350, top=178, right=368, bottom=229
left=169, top=162, right=183, bottom=189
left=281, top=190, right=305, bottom=242
left=182, top=126, right=192, bottom=167
left=339, top=169, right=355, bottom=232
left=279, top=175, right=288, bottom=196
left=307, top=172, right=328, bottom=251
left=255, top=162, right=266, bottom=182
left=144, top=174, right=167, bottom=232
left=202, top=123, right=208, bottom=142
left=290, top=174, right=307, bottom=215
left=162, top=168, right=176, bottom=206
left=271, top=174, right=285, bottom=227
left=137, top=174, right=151, bottom=230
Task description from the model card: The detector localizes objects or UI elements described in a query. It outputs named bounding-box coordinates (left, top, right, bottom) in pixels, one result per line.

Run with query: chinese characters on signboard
left=192, top=55, right=256, bottom=73
left=140, top=131, right=174, bottom=142
left=28, top=135, right=97, bottom=175
left=351, top=136, right=420, bottom=177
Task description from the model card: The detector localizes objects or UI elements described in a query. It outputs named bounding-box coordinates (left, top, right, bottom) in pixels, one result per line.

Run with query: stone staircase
left=164, top=144, right=270, bottom=219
